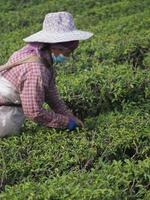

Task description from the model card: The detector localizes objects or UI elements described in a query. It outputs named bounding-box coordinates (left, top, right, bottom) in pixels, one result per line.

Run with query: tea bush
left=0, top=0, right=150, bottom=199
left=0, top=102, right=149, bottom=193
left=1, top=158, right=150, bottom=200
left=57, top=64, right=150, bottom=118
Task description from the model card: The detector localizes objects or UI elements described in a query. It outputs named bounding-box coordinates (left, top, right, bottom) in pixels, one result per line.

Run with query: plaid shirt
left=0, top=45, right=73, bottom=129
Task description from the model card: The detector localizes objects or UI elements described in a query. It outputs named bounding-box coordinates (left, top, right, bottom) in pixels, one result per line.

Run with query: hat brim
left=23, top=30, right=93, bottom=43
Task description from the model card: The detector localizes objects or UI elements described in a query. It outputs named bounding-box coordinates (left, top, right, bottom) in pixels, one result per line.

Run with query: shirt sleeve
left=45, top=77, right=74, bottom=118
left=19, top=67, right=69, bottom=129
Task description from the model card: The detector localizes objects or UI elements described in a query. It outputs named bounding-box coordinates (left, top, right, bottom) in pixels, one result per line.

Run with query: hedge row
left=57, top=64, right=150, bottom=118
left=1, top=0, right=149, bottom=32
left=0, top=102, right=149, bottom=191
left=1, top=158, right=150, bottom=200
left=0, top=0, right=150, bottom=68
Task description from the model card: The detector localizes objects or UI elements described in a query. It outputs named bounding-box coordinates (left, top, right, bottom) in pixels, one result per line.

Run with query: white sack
left=0, top=76, right=25, bottom=137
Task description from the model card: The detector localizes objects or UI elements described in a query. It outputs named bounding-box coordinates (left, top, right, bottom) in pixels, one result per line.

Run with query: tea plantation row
left=0, top=101, right=149, bottom=197
left=1, top=158, right=150, bottom=200
left=57, top=64, right=149, bottom=118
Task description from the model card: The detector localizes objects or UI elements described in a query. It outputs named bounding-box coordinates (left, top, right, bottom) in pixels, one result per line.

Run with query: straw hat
left=23, top=11, right=93, bottom=43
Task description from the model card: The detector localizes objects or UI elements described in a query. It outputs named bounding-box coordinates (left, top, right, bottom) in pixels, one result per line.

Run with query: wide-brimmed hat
left=23, top=11, right=93, bottom=43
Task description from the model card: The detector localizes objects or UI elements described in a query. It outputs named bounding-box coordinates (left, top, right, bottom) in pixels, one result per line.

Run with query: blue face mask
left=51, top=53, right=66, bottom=63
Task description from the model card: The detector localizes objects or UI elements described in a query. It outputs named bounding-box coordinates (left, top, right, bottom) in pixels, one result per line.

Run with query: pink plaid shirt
left=0, top=45, right=73, bottom=129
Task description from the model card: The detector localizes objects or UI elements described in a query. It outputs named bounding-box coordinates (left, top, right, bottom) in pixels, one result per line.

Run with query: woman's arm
left=46, top=78, right=74, bottom=117
left=19, top=67, right=69, bottom=129
left=46, top=78, right=84, bottom=128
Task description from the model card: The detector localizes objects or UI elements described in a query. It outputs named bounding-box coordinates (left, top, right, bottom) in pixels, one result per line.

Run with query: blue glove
left=67, top=118, right=78, bottom=131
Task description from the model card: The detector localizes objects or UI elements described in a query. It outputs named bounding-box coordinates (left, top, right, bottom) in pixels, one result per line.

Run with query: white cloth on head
left=0, top=76, right=25, bottom=137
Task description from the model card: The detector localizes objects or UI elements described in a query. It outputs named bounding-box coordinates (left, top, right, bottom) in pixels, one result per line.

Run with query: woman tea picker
left=0, top=11, right=93, bottom=137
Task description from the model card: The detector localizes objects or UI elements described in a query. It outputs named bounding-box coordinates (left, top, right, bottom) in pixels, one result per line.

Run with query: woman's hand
left=67, top=118, right=78, bottom=131
left=67, top=116, right=84, bottom=131
left=67, top=112, right=84, bottom=129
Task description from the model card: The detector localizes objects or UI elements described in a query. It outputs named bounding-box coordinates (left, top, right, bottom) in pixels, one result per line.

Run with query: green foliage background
left=0, top=0, right=150, bottom=199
